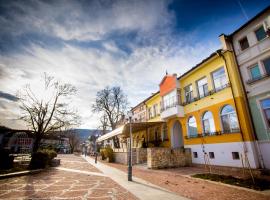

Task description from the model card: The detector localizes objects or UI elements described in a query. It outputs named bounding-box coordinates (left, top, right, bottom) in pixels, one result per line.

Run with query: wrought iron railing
left=185, top=129, right=240, bottom=139
left=182, top=83, right=230, bottom=106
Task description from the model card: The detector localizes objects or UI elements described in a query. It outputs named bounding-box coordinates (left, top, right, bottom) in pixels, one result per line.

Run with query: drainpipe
left=216, top=49, right=264, bottom=168
left=216, top=50, right=247, bottom=151
left=228, top=39, right=265, bottom=169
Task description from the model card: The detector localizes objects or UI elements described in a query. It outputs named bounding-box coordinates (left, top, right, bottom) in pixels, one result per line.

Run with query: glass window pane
left=212, top=68, right=227, bottom=90
left=188, top=116, right=197, bottom=136
left=203, top=111, right=215, bottom=133
left=230, top=113, right=239, bottom=130
left=261, top=98, right=270, bottom=109
left=263, top=57, right=270, bottom=75
left=221, top=105, right=234, bottom=115
left=221, top=115, right=231, bottom=131
left=239, top=37, right=249, bottom=50
left=197, top=78, right=208, bottom=98
left=250, top=64, right=261, bottom=79
left=255, top=26, right=267, bottom=41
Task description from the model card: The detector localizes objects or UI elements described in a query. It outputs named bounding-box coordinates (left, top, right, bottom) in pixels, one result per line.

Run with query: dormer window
left=239, top=36, right=249, bottom=51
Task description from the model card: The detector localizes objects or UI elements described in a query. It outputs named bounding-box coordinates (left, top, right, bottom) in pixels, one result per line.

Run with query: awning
left=96, top=126, right=124, bottom=142
left=96, top=121, right=165, bottom=142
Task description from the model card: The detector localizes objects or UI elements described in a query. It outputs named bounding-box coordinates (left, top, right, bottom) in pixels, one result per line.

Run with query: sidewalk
left=83, top=156, right=189, bottom=200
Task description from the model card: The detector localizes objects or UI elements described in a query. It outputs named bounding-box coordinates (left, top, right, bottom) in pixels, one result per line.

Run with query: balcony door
left=171, top=121, right=184, bottom=148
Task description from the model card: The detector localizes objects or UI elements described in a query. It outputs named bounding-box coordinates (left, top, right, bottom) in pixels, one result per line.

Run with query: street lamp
left=127, top=110, right=133, bottom=181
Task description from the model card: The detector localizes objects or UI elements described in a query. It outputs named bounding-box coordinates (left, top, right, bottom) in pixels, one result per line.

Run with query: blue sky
left=0, top=0, right=269, bottom=129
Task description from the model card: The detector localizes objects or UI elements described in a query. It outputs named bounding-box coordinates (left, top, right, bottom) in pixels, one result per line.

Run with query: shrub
left=28, top=149, right=57, bottom=169
left=0, top=149, right=14, bottom=169
left=28, top=151, right=49, bottom=169
left=100, top=147, right=113, bottom=162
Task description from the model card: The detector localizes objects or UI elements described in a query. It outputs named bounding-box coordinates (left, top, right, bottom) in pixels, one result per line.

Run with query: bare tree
left=92, top=86, right=128, bottom=147
left=65, top=129, right=80, bottom=153
left=92, top=86, right=128, bottom=130
left=17, top=73, right=78, bottom=153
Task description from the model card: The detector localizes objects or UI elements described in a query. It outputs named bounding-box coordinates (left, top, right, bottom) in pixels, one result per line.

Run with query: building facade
left=223, top=6, right=270, bottom=168
left=160, top=50, right=259, bottom=168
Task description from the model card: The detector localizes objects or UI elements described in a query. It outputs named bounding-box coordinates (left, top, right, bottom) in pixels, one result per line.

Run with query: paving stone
left=0, top=154, right=137, bottom=200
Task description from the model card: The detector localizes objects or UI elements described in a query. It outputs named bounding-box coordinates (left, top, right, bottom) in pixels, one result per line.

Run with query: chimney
left=219, top=34, right=232, bottom=51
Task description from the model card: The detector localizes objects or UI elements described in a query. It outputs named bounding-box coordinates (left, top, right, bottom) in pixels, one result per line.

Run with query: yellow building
left=159, top=50, right=260, bottom=168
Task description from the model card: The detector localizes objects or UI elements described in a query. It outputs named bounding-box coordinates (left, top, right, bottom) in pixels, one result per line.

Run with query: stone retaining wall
left=147, top=147, right=192, bottom=169
left=113, top=148, right=147, bottom=165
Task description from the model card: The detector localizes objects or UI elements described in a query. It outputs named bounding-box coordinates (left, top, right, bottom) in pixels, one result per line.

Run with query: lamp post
left=127, top=110, right=133, bottom=181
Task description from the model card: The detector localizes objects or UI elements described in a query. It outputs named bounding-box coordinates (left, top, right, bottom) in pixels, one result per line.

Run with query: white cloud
left=1, top=0, right=173, bottom=41
left=0, top=0, right=220, bottom=129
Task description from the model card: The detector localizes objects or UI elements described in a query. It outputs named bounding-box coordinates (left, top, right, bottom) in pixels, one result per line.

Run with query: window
left=185, top=84, right=193, bottom=103
left=148, top=107, right=152, bottom=119
left=261, top=98, right=270, bottom=127
left=193, top=152, right=198, bottom=158
left=232, top=152, right=240, bottom=160
left=263, top=57, right=270, bottom=75
left=220, top=105, right=240, bottom=133
left=202, top=111, right=215, bottom=134
left=197, top=77, right=208, bottom=98
left=162, top=124, right=168, bottom=141
left=209, top=152, right=215, bottom=159
left=212, top=67, right=227, bottom=91
left=255, top=26, right=267, bottom=41
left=249, top=64, right=261, bottom=79
left=239, top=37, right=249, bottom=51
left=163, top=90, right=177, bottom=110
left=153, top=104, right=158, bottom=117
left=188, top=116, right=198, bottom=137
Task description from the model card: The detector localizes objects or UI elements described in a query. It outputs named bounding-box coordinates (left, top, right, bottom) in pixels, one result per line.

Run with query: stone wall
left=113, top=148, right=147, bottom=165
left=147, top=147, right=192, bottom=169
left=136, top=148, right=147, bottom=164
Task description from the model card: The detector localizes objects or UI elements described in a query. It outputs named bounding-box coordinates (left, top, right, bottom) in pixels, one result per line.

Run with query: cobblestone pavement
left=103, top=161, right=270, bottom=200
left=0, top=154, right=137, bottom=200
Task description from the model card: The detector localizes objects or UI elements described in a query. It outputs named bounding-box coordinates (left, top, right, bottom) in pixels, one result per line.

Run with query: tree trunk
left=32, top=134, right=42, bottom=153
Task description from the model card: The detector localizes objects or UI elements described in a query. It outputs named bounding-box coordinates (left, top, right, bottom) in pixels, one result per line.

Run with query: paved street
left=0, top=154, right=137, bottom=200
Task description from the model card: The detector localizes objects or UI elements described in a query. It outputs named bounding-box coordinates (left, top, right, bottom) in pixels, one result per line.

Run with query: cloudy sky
left=0, top=0, right=269, bottom=130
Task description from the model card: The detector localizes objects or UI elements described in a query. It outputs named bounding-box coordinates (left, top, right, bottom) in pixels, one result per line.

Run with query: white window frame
left=220, top=105, right=240, bottom=133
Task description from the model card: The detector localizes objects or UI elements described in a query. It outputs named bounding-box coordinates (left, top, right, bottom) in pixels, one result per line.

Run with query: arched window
left=188, top=116, right=198, bottom=137
left=220, top=105, right=239, bottom=133
left=202, top=111, right=215, bottom=134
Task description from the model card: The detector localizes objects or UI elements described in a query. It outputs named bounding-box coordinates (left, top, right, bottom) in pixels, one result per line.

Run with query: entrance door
left=171, top=121, right=184, bottom=148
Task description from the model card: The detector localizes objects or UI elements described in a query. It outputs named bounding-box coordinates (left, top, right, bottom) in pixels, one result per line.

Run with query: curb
left=182, top=174, right=270, bottom=196
left=0, top=169, right=44, bottom=179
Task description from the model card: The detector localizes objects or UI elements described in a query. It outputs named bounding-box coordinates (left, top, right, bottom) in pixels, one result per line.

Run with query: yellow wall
left=165, top=51, right=255, bottom=147
left=145, top=92, right=161, bottom=122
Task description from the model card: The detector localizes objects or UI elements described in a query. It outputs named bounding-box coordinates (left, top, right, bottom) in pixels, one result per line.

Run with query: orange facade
left=159, top=75, right=177, bottom=96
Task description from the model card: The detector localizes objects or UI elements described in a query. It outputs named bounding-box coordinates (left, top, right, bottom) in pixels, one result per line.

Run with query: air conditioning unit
left=263, top=15, right=270, bottom=36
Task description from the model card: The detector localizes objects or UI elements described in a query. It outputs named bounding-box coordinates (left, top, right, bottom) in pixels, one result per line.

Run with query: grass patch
left=192, top=173, right=270, bottom=191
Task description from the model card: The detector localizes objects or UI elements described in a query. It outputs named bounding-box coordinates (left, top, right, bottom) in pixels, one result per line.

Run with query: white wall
left=258, top=141, right=270, bottom=169
left=231, top=11, right=270, bottom=98
left=185, top=141, right=259, bottom=168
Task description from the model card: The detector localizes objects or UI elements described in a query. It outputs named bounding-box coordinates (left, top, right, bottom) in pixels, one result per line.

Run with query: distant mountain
left=73, top=129, right=102, bottom=142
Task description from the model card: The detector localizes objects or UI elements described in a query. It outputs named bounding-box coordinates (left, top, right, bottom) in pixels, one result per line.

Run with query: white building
left=221, top=6, right=270, bottom=169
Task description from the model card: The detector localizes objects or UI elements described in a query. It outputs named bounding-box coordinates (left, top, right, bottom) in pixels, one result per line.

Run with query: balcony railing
left=184, top=129, right=240, bottom=139
left=182, top=83, right=230, bottom=106
left=160, top=97, right=182, bottom=112
left=246, top=73, right=270, bottom=85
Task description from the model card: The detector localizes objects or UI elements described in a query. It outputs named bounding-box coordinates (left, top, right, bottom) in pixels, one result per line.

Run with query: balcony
left=160, top=97, right=184, bottom=119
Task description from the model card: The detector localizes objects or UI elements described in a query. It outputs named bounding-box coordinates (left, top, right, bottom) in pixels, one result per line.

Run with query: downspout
left=229, top=40, right=265, bottom=169
left=216, top=50, right=247, bottom=152
left=216, top=49, right=264, bottom=168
